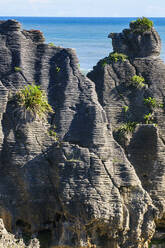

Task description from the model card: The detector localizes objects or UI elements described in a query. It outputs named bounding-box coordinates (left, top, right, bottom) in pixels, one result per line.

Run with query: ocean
left=0, top=17, right=165, bottom=72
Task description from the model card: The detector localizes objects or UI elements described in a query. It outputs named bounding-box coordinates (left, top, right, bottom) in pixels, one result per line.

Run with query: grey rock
left=0, top=19, right=159, bottom=248
left=109, top=27, right=161, bottom=58
left=0, top=218, right=39, bottom=248
left=88, top=19, right=165, bottom=247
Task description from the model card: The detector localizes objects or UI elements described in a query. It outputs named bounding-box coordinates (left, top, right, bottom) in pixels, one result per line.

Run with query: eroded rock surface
left=0, top=19, right=162, bottom=248
left=88, top=19, right=165, bottom=247
left=0, top=218, right=39, bottom=248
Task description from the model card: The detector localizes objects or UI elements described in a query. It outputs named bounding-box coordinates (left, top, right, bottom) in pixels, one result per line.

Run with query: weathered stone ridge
left=0, top=18, right=162, bottom=248
left=0, top=218, right=39, bottom=248
left=88, top=19, right=165, bottom=247
left=109, top=26, right=161, bottom=58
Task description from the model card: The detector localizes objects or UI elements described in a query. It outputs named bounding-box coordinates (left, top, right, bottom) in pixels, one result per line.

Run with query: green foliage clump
left=123, top=105, right=129, bottom=113
left=109, top=52, right=128, bottom=63
left=48, top=42, right=55, bottom=47
left=101, top=60, right=108, bottom=67
left=144, top=97, right=157, bottom=108
left=144, top=97, right=163, bottom=108
left=116, top=121, right=137, bottom=136
left=144, top=113, right=154, bottom=124
left=14, top=66, right=22, bottom=72
left=130, top=17, right=153, bottom=33
left=130, top=75, right=145, bottom=88
left=101, top=52, right=128, bottom=67
left=48, top=125, right=58, bottom=140
left=16, top=83, right=54, bottom=119
left=56, top=66, right=60, bottom=72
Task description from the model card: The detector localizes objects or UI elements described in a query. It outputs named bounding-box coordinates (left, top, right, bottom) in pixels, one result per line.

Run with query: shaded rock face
left=109, top=27, right=161, bottom=58
left=0, top=19, right=159, bottom=248
left=0, top=218, right=39, bottom=248
left=87, top=21, right=165, bottom=247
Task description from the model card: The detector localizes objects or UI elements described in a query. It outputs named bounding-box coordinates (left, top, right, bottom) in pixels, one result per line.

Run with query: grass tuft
left=130, top=17, right=153, bottom=33
left=16, top=83, right=54, bottom=120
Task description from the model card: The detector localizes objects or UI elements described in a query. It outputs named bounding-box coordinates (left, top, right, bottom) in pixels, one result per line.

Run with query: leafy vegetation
left=14, top=66, right=22, bottom=72
left=56, top=66, right=60, bottom=72
left=116, top=121, right=137, bottom=136
left=144, top=113, right=154, bottom=124
left=16, top=83, right=54, bottom=119
left=102, top=52, right=128, bottom=66
left=48, top=125, right=58, bottom=140
left=130, top=17, right=153, bottom=33
left=109, top=52, right=128, bottom=63
left=130, top=75, right=145, bottom=88
left=144, top=97, right=157, bottom=108
left=144, top=97, right=163, bottom=108
left=123, top=105, right=129, bottom=113
left=102, top=60, right=108, bottom=67
left=48, top=42, right=55, bottom=47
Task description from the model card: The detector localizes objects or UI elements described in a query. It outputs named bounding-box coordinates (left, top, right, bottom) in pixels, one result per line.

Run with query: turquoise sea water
left=0, top=17, right=165, bottom=71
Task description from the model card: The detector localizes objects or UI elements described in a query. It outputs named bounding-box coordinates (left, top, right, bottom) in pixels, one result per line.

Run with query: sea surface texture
left=0, top=17, right=165, bottom=72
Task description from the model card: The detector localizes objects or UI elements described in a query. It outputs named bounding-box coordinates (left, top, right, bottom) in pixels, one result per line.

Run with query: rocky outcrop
left=109, top=26, right=161, bottom=58
left=0, top=18, right=162, bottom=248
left=0, top=218, right=39, bottom=248
left=87, top=19, right=165, bottom=247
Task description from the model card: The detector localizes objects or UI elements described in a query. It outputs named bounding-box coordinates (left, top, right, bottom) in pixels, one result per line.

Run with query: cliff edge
left=88, top=17, right=165, bottom=247
left=0, top=18, right=162, bottom=248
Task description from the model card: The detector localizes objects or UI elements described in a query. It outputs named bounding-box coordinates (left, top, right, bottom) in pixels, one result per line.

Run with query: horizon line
left=0, top=16, right=165, bottom=18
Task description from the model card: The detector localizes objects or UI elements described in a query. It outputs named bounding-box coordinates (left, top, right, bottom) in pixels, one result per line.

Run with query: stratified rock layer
left=88, top=21, right=165, bottom=247
left=0, top=218, right=39, bottom=248
left=0, top=19, right=161, bottom=248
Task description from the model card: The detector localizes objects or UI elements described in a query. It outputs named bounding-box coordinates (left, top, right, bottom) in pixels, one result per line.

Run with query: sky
left=0, top=0, right=165, bottom=17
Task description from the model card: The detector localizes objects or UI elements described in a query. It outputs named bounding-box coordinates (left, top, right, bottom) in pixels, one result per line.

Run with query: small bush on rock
left=130, top=75, right=145, bottom=88
left=116, top=121, right=137, bottom=136
left=14, top=66, right=22, bottom=72
left=109, top=52, right=128, bottom=63
left=144, top=113, right=154, bottom=124
left=101, top=52, right=128, bottom=66
left=144, top=97, right=157, bottom=108
left=16, top=83, right=54, bottom=119
left=48, top=42, right=56, bottom=47
left=130, top=17, right=153, bottom=33
left=144, top=97, right=163, bottom=109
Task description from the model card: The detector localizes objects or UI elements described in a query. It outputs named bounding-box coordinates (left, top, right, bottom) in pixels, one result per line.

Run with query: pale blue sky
left=0, top=0, right=165, bottom=17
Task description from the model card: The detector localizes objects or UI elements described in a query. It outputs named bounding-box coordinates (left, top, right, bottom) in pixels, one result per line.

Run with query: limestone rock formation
left=87, top=19, right=165, bottom=247
left=0, top=18, right=162, bottom=248
left=108, top=26, right=161, bottom=58
left=0, top=218, right=39, bottom=248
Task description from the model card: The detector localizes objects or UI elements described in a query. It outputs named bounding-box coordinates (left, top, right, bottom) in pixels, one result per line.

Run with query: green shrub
left=144, top=113, right=154, bottom=124
left=101, top=52, right=128, bottom=66
left=116, top=121, right=137, bottom=136
left=102, top=60, right=108, bottom=67
left=130, top=17, right=153, bottom=33
left=144, top=97, right=157, bottom=108
left=130, top=75, right=145, bottom=88
left=144, top=97, right=164, bottom=108
left=14, top=66, right=22, bottom=72
left=123, top=105, right=129, bottom=113
left=109, top=52, right=128, bottom=63
left=48, top=125, right=58, bottom=140
left=56, top=66, right=60, bottom=72
left=16, top=83, right=54, bottom=119
left=48, top=42, right=55, bottom=47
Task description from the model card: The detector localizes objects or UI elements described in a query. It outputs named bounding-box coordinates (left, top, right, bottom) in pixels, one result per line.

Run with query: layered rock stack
left=88, top=18, right=165, bottom=247
left=0, top=18, right=164, bottom=248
